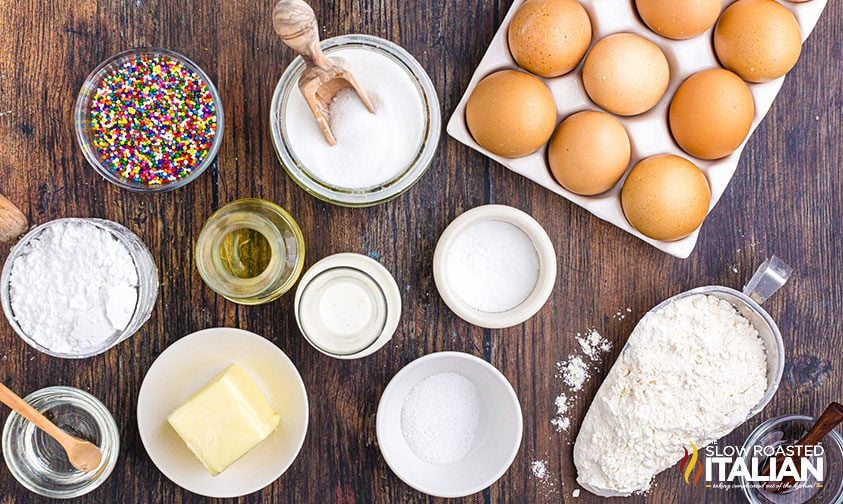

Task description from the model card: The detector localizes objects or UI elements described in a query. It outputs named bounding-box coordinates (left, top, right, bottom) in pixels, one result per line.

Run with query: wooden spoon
left=763, top=402, right=843, bottom=493
left=0, top=382, right=103, bottom=473
left=272, top=0, right=374, bottom=146
left=0, top=194, right=27, bottom=242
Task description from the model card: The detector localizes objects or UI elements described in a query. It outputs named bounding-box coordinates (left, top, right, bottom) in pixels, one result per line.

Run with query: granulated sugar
left=400, top=372, right=481, bottom=465
left=446, top=220, right=539, bottom=313
left=284, top=47, right=425, bottom=189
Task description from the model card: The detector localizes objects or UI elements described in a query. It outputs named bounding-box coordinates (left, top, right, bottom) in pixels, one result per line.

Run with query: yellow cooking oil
left=218, top=227, right=272, bottom=279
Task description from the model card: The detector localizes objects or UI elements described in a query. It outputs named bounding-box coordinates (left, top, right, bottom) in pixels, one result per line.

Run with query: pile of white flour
left=574, top=294, right=768, bottom=496
left=9, top=221, right=139, bottom=354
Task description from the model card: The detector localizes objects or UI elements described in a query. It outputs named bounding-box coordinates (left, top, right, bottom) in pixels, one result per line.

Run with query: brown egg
left=714, top=0, right=802, bottom=82
left=621, top=154, right=710, bottom=241
left=465, top=70, right=557, bottom=158
left=635, top=0, right=722, bottom=40
left=508, top=0, right=592, bottom=78
left=669, top=69, right=755, bottom=160
left=582, top=33, right=670, bottom=116
left=548, top=111, right=631, bottom=195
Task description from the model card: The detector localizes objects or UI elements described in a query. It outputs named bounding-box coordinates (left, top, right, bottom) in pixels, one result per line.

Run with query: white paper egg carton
left=447, top=0, right=828, bottom=258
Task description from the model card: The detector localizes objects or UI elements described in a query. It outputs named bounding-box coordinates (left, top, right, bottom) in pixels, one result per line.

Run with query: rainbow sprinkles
left=89, top=54, right=218, bottom=186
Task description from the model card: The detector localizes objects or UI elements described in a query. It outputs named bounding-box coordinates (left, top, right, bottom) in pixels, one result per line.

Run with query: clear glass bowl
left=2, top=386, right=120, bottom=499
left=740, top=415, right=843, bottom=504
left=270, top=34, right=441, bottom=207
left=0, top=218, right=160, bottom=358
left=74, top=47, right=224, bottom=192
left=195, top=199, right=306, bottom=305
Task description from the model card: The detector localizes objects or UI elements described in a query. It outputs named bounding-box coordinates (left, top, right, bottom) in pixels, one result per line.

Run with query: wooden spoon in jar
left=0, top=382, right=103, bottom=473
left=272, top=0, right=374, bottom=146
left=0, top=194, right=27, bottom=242
left=762, top=402, right=843, bottom=493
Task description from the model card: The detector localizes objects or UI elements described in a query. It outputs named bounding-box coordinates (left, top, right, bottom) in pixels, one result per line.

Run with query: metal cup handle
left=743, top=255, right=793, bottom=305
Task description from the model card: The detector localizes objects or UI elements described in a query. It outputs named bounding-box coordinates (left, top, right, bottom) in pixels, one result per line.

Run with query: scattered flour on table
left=531, top=460, right=548, bottom=480
left=574, top=294, right=767, bottom=496
left=400, top=372, right=481, bottom=465
left=552, top=329, right=612, bottom=432
left=9, top=221, right=139, bottom=354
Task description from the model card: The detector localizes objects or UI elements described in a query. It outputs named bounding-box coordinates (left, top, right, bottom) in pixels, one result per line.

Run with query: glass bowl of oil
left=195, top=199, right=305, bottom=304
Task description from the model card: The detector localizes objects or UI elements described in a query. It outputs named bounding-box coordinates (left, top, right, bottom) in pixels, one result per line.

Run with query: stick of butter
left=167, top=364, right=281, bottom=476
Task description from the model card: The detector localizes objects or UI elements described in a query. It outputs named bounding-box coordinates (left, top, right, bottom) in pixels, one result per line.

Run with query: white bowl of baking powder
left=433, top=205, right=557, bottom=329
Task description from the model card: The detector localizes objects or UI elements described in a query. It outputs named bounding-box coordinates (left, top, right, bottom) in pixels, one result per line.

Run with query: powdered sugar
left=8, top=221, right=139, bottom=354
left=400, top=372, right=481, bottom=465
left=446, top=220, right=539, bottom=313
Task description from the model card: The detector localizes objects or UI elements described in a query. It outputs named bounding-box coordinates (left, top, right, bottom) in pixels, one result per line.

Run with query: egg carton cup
left=447, top=0, right=828, bottom=258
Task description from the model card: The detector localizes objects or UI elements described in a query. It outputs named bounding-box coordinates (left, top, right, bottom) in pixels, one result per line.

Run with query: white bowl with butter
left=137, top=328, right=309, bottom=498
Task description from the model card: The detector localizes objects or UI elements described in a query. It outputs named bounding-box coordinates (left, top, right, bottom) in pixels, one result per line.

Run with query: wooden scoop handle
left=797, top=402, right=843, bottom=448
left=272, top=0, right=331, bottom=70
left=764, top=402, right=843, bottom=493
left=0, top=382, right=79, bottom=450
left=0, top=194, right=27, bottom=243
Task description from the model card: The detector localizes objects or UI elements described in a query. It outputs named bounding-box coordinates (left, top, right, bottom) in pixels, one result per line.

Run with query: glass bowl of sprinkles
left=74, top=48, right=223, bottom=192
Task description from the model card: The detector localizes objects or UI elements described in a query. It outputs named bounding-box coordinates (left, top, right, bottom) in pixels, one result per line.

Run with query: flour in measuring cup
left=8, top=221, right=139, bottom=354
left=574, top=294, right=767, bottom=496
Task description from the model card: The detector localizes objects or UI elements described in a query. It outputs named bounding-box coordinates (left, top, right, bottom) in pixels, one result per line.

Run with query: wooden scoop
left=0, top=382, right=103, bottom=473
left=0, top=194, right=27, bottom=242
left=272, top=0, right=374, bottom=146
left=762, top=402, right=843, bottom=493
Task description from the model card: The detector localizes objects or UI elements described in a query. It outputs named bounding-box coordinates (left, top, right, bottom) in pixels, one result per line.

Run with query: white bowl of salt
left=376, top=352, right=522, bottom=498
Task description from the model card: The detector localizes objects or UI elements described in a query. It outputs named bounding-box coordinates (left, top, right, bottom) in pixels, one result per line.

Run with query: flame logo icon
left=679, top=441, right=703, bottom=485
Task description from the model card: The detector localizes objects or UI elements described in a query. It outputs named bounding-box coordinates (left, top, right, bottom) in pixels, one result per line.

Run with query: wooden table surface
left=0, top=0, right=840, bottom=502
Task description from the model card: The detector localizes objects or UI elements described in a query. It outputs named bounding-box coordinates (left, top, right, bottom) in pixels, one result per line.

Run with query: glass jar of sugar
left=195, top=199, right=305, bottom=305
left=0, top=218, right=159, bottom=359
left=270, top=34, right=441, bottom=207
left=2, top=386, right=120, bottom=498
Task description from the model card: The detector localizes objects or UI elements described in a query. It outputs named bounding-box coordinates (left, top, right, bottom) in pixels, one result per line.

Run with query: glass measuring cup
left=646, top=256, right=793, bottom=418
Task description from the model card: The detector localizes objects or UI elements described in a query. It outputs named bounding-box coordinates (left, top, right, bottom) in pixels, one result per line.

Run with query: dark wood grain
left=0, top=1, right=841, bottom=503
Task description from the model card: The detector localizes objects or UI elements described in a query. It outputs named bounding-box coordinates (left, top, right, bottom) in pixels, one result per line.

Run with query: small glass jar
left=195, top=199, right=305, bottom=305
left=740, top=415, right=843, bottom=504
left=294, top=253, right=401, bottom=359
left=270, top=34, right=441, bottom=207
left=74, top=48, right=224, bottom=193
left=0, top=218, right=160, bottom=359
left=2, top=386, right=120, bottom=499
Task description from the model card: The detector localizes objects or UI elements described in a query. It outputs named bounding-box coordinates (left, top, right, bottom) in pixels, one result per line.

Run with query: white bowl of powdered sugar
left=0, top=218, right=159, bottom=358
left=376, top=352, right=522, bottom=498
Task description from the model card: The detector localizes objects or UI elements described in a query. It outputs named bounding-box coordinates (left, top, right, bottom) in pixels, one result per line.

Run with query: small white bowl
left=433, top=205, right=557, bottom=328
left=376, top=352, right=522, bottom=498
left=137, top=328, right=309, bottom=498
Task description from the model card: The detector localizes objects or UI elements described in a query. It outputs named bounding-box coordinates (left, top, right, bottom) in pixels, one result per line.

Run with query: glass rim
left=195, top=198, right=306, bottom=304
left=269, top=34, right=441, bottom=207
left=73, top=47, right=224, bottom=193
left=739, top=414, right=843, bottom=504
left=1, top=386, right=120, bottom=499
left=296, top=265, right=390, bottom=357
